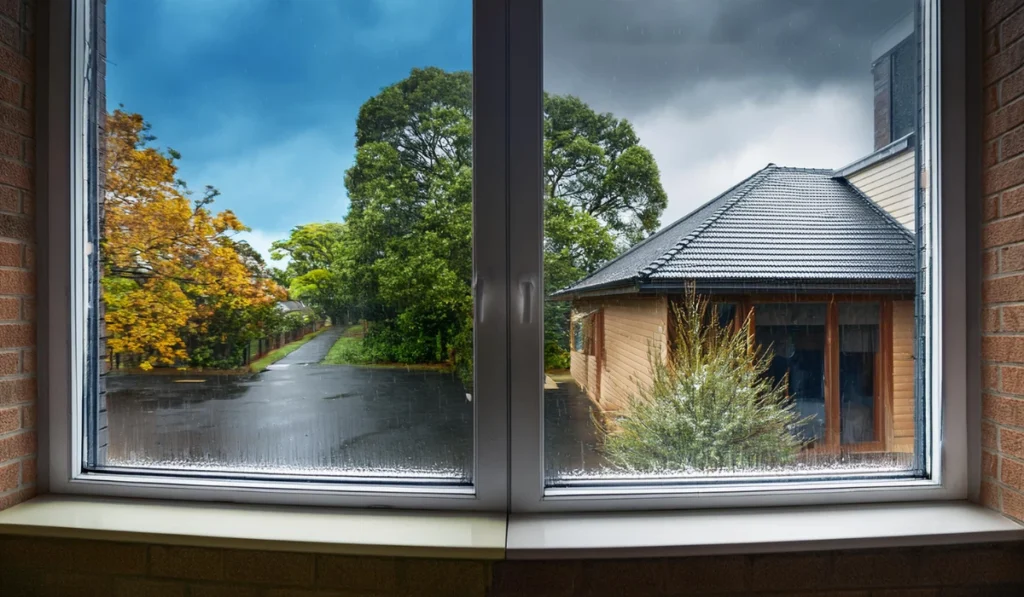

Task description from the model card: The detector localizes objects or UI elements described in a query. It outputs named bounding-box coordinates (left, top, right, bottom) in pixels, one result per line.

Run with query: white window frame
left=39, top=0, right=973, bottom=514
left=507, top=0, right=971, bottom=512
left=40, top=0, right=509, bottom=511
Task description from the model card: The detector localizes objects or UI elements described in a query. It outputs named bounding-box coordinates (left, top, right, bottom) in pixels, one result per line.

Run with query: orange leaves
left=101, top=110, right=284, bottom=368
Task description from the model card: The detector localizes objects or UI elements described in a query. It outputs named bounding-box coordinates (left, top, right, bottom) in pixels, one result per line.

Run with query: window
left=48, top=0, right=966, bottom=512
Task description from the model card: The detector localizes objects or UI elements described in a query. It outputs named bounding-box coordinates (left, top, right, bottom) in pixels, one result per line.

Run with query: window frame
left=508, top=0, right=971, bottom=512
left=41, top=0, right=510, bottom=511
left=39, top=0, right=974, bottom=514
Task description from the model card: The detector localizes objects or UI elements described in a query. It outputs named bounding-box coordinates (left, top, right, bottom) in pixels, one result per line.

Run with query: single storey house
left=553, top=17, right=921, bottom=455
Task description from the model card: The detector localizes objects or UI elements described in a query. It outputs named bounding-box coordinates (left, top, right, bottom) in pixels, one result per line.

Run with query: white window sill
left=0, top=496, right=1021, bottom=560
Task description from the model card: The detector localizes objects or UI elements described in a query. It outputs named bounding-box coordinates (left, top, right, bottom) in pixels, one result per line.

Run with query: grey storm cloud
left=544, top=0, right=916, bottom=114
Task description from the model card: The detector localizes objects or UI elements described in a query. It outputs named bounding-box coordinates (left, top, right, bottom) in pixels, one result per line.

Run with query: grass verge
left=321, top=324, right=370, bottom=365
left=249, top=328, right=328, bottom=372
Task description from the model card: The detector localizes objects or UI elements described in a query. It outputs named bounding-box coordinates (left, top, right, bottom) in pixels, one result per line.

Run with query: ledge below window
left=0, top=496, right=1021, bottom=560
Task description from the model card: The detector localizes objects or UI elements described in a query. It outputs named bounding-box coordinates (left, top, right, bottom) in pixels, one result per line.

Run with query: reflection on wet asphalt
left=105, top=327, right=604, bottom=481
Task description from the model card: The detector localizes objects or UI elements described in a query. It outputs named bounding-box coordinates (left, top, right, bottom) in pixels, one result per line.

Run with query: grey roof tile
left=553, top=164, right=916, bottom=296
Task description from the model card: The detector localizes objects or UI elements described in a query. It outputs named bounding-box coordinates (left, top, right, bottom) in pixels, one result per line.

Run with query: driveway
left=104, top=331, right=602, bottom=482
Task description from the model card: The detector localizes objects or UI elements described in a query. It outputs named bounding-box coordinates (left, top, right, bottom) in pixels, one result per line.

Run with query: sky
left=108, top=0, right=914, bottom=264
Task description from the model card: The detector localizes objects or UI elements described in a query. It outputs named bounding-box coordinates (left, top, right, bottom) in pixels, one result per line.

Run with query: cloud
left=237, top=229, right=291, bottom=268
left=544, top=0, right=914, bottom=114
left=633, top=82, right=872, bottom=225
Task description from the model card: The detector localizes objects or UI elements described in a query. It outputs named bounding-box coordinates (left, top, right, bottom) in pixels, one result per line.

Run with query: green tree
left=299, top=67, right=664, bottom=378
left=271, top=223, right=352, bottom=324
left=602, top=292, right=806, bottom=472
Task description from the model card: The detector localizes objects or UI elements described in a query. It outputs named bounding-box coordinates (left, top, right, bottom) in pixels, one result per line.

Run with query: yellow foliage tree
left=102, top=110, right=285, bottom=370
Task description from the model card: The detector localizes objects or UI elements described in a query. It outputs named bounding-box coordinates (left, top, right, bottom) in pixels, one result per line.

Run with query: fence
left=242, top=320, right=325, bottom=366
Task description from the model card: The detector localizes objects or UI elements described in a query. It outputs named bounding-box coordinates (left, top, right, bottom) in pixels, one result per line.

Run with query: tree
left=332, top=68, right=666, bottom=376
left=602, top=291, right=806, bottom=472
left=271, top=223, right=352, bottom=324
left=102, top=109, right=285, bottom=370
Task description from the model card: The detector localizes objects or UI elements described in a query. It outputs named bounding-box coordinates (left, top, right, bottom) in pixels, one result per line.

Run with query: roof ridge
left=639, top=165, right=776, bottom=279
left=835, top=177, right=916, bottom=245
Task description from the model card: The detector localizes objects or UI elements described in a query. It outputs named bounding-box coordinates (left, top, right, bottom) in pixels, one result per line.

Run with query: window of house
left=49, top=0, right=966, bottom=512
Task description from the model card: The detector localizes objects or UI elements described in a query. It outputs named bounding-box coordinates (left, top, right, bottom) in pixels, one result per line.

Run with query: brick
left=0, top=376, right=31, bottom=406
left=0, top=212, right=29, bottom=241
left=987, top=195, right=1000, bottom=222
left=0, top=185, right=15, bottom=212
left=750, top=553, right=830, bottom=592
left=0, top=296, right=18, bottom=320
left=490, top=560, right=579, bottom=597
left=0, top=17, right=17, bottom=51
left=222, top=550, right=314, bottom=587
left=1003, top=67, right=1024, bottom=107
left=1000, top=304, right=1024, bottom=330
left=662, top=555, right=747, bottom=594
left=0, top=461, right=16, bottom=491
left=985, top=249, right=999, bottom=275
left=1003, top=124, right=1024, bottom=161
left=0, top=268, right=33, bottom=294
left=985, top=306, right=1001, bottom=332
left=0, top=240, right=17, bottom=266
left=0, top=537, right=147, bottom=576
left=21, top=456, right=33, bottom=484
left=983, top=450, right=999, bottom=478
left=19, top=402, right=31, bottom=429
left=1005, top=487, right=1024, bottom=521
left=982, top=479, right=1002, bottom=509
left=986, top=96, right=1024, bottom=140
left=1002, top=185, right=1024, bottom=215
left=22, top=242, right=31, bottom=267
left=0, top=75, right=17, bottom=106
left=400, top=558, right=491, bottom=597
left=150, top=545, right=224, bottom=581
left=0, top=485, right=31, bottom=509
left=982, top=335, right=1024, bottom=361
left=987, top=0, right=1024, bottom=29
left=0, top=351, right=15, bottom=375
left=984, top=420, right=998, bottom=450
left=995, top=38, right=1024, bottom=86
left=1004, top=456, right=1024, bottom=493
left=0, top=405, right=15, bottom=432
left=986, top=214, right=1024, bottom=247
left=1001, top=365, right=1024, bottom=393
left=987, top=138, right=1001, bottom=167
left=0, top=128, right=16, bottom=160
left=1002, top=428, right=1024, bottom=459
left=1004, top=244, right=1024, bottom=272
left=9, top=571, right=115, bottom=597
left=0, top=323, right=32, bottom=348
left=986, top=364, right=1001, bottom=391
left=21, top=348, right=33, bottom=373
left=20, top=189, right=31, bottom=215
left=984, top=393, right=1024, bottom=426
left=921, top=545, right=1024, bottom=584
left=187, top=585, right=263, bottom=597
left=20, top=297, right=31, bottom=321
left=0, top=429, right=31, bottom=460
left=0, top=156, right=29, bottom=189
left=988, top=28, right=1002, bottom=59
left=0, top=102, right=28, bottom=137
left=114, top=578, right=186, bottom=597
left=316, top=554, right=397, bottom=593
left=985, top=274, right=1024, bottom=303
left=987, top=84, right=1001, bottom=114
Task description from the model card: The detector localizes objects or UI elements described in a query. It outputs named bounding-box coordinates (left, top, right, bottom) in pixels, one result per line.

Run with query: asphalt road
left=104, top=326, right=603, bottom=482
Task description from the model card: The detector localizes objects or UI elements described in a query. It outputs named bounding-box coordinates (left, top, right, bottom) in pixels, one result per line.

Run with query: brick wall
left=1, top=536, right=1023, bottom=596
left=982, top=0, right=1024, bottom=524
left=0, top=0, right=35, bottom=512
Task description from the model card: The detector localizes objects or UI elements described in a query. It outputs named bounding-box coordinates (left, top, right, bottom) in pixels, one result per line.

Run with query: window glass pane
left=755, top=304, right=827, bottom=446
left=839, top=303, right=881, bottom=445
left=89, top=1, right=475, bottom=482
left=543, top=0, right=924, bottom=484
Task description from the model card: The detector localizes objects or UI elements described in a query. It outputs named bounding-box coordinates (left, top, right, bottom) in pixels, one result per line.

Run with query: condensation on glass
left=85, top=1, right=475, bottom=482
left=542, top=0, right=925, bottom=485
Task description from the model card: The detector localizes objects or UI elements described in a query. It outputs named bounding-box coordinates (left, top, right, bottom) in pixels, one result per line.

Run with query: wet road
left=105, top=327, right=603, bottom=481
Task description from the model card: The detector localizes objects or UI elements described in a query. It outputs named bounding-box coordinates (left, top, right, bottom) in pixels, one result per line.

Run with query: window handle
left=519, top=276, right=537, bottom=325
left=473, top=275, right=485, bottom=324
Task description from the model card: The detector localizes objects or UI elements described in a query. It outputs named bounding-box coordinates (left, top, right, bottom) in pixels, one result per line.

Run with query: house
left=553, top=18, right=922, bottom=454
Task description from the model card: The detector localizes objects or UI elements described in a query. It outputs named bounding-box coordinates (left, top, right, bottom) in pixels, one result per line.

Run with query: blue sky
left=106, top=0, right=471, bottom=264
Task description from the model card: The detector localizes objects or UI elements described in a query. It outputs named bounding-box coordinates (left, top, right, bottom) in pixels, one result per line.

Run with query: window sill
left=0, top=495, right=507, bottom=560
left=0, top=496, right=1021, bottom=561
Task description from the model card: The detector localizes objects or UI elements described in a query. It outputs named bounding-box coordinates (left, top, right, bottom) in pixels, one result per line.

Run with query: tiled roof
left=552, top=164, right=916, bottom=297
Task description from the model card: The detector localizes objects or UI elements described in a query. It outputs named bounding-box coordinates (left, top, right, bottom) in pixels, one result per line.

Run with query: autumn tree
left=102, top=109, right=285, bottom=370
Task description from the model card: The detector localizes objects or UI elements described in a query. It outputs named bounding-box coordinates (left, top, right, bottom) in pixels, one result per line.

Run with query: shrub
left=602, top=291, right=806, bottom=472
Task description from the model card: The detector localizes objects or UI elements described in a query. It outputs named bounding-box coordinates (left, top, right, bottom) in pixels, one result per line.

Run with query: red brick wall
left=982, top=0, right=1024, bottom=524
left=0, top=0, right=35, bottom=512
